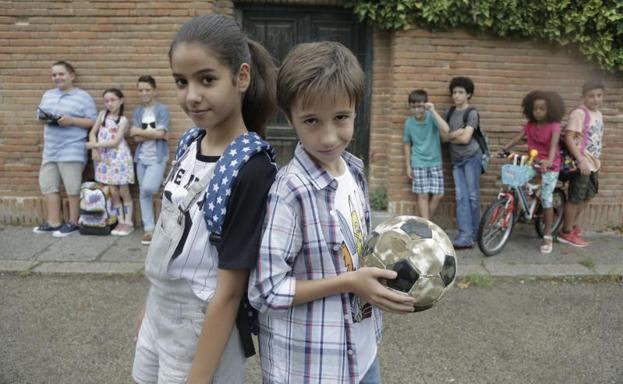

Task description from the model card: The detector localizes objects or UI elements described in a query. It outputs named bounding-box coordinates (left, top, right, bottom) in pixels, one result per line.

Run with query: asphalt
left=0, top=213, right=622, bottom=278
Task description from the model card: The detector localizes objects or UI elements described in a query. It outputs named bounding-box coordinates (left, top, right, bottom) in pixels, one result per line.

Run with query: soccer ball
left=363, top=215, right=457, bottom=312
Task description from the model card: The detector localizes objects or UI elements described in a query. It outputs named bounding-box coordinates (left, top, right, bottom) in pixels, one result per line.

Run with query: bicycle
left=477, top=151, right=566, bottom=256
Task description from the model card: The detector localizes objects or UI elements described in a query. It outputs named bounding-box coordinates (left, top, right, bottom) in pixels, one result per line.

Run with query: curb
left=3, top=261, right=622, bottom=278
left=0, top=261, right=144, bottom=275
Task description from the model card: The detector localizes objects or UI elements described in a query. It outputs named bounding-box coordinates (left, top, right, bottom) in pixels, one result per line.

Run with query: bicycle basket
left=501, top=164, right=533, bottom=187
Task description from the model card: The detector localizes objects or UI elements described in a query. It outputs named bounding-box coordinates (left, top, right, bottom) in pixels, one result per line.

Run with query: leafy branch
left=345, top=0, right=623, bottom=73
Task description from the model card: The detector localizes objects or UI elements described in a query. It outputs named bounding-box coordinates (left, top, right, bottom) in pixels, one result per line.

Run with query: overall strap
left=163, top=128, right=206, bottom=187
left=177, top=167, right=215, bottom=214
left=203, top=132, right=275, bottom=244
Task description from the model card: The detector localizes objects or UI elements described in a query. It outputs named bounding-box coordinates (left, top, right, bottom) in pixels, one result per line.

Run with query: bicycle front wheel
left=477, top=197, right=515, bottom=256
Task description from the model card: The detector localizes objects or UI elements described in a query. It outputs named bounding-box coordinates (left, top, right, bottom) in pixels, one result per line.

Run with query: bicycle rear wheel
left=477, top=197, right=515, bottom=256
left=535, top=187, right=566, bottom=238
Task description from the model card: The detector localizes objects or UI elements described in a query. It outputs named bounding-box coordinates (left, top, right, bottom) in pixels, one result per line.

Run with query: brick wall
left=1, top=1, right=622, bottom=230
left=368, top=28, right=623, bottom=231
left=0, top=0, right=228, bottom=224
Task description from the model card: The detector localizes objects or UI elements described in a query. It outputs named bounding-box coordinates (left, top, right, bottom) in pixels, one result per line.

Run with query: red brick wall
left=0, top=1, right=227, bottom=224
left=368, top=28, right=623, bottom=231
left=1, top=2, right=622, bottom=230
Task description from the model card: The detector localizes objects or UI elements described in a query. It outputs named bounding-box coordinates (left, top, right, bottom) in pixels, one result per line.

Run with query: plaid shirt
left=248, top=144, right=383, bottom=384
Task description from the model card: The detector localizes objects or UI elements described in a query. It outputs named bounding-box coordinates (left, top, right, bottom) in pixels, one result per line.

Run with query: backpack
left=174, top=128, right=276, bottom=358
left=445, top=106, right=491, bottom=174
left=78, top=181, right=118, bottom=235
left=559, top=106, right=591, bottom=182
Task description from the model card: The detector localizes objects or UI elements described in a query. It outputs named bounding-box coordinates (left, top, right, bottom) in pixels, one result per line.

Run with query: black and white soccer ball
left=363, top=215, right=457, bottom=312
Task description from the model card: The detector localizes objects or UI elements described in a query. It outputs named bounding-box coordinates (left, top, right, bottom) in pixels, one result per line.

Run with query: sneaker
left=557, top=230, right=589, bottom=248
left=52, top=222, right=79, bottom=238
left=572, top=226, right=583, bottom=236
left=141, top=231, right=152, bottom=245
left=452, top=236, right=474, bottom=249
left=112, top=223, right=134, bottom=236
left=33, top=222, right=62, bottom=234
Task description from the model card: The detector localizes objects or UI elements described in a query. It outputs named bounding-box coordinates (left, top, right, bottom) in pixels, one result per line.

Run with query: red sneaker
left=572, top=226, right=583, bottom=236
left=557, top=231, right=589, bottom=248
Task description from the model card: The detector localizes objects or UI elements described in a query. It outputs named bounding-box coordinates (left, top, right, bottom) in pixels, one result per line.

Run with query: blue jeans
left=136, top=159, right=166, bottom=232
left=360, top=357, right=381, bottom=384
left=452, top=152, right=482, bottom=242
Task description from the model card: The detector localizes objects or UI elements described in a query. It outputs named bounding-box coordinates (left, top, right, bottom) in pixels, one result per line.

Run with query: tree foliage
left=345, top=0, right=623, bottom=73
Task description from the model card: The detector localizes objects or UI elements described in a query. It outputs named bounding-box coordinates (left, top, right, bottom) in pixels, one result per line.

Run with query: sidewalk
left=1, top=219, right=622, bottom=278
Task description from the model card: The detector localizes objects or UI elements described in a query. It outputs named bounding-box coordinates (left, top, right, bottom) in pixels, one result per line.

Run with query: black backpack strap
left=202, top=131, right=276, bottom=358
left=444, top=106, right=456, bottom=123
left=203, top=132, right=275, bottom=244
left=462, top=106, right=477, bottom=130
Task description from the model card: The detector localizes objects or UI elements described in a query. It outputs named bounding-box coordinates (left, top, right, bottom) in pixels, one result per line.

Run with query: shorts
left=412, top=166, right=444, bottom=195
left=132, top=286, right=246, bottom=384
left=568, top=171, right=599, bottom=203
left=38, top=161, right=84, bottom=196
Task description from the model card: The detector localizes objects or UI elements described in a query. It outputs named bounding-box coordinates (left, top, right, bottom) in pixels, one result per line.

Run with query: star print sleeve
left=217, top=152, right=277, bottom=269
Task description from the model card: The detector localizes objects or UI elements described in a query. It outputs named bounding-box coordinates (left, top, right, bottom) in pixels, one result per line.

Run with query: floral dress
left=94, top=115, right=135, bottom=185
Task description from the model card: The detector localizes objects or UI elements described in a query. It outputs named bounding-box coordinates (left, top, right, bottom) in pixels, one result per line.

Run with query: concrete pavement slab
left=98, top=232, right=147, bottom=263
left=1, top=219, right=621, bottom=278
left=483, top=260, right=593, bottom=277
left=0, top=260, right=40, bottom=272
left=32, top=261, right=144, bottom=274
left=0, top=227, right=55, bottom=261
left=594, top=264, right=623, bottom=275
left=457, top=264, right=489, bottom=276
left=36, top=233, right=117, bottom=262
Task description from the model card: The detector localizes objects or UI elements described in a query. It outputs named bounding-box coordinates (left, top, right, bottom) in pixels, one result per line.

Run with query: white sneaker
left=112, top=223, right=134, bottom=236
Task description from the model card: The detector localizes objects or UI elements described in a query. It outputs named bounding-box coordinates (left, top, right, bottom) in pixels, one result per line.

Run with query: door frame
left=235, top=4, right=373, bottom=169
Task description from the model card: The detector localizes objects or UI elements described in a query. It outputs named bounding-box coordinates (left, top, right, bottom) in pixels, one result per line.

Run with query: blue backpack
left=175, top=128, right=276, bottom=358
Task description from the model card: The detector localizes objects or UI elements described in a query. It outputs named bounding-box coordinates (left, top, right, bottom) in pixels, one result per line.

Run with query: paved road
left=1, top=274, right=621, bottom=384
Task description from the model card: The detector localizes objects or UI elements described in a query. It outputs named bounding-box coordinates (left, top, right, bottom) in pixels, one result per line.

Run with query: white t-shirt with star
left=164, top=135, right=276, bottom=301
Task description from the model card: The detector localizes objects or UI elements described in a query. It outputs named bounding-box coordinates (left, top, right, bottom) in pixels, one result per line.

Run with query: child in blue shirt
left=403, top=89, right=450, bottom=221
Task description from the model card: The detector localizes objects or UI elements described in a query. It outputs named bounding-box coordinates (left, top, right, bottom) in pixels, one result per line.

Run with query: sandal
left=540, top=235, right=553, bottom=254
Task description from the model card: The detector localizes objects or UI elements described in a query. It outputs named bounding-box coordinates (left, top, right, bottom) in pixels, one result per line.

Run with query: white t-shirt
left=163, top=135, right=276, bottom=301
left=165, top=139, right=220, bottom=301
left=137, top=107, right=158, bottom=162
left=333, top=159, right=377, bottom=379
left=566, top=107, right=604, bottom=171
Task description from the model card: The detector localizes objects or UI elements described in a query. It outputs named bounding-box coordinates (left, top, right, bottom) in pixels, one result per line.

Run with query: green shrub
left=346, top=0, right=623, bottom=73
left=370, top=187, right=389, bottom=211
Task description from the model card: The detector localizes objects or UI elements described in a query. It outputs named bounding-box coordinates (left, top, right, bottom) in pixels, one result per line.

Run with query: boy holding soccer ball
left=248, top=42, right=416, bottom=383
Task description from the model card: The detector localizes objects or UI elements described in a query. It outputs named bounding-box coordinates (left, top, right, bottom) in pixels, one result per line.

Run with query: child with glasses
left=129, top=75, right=170, bottom=245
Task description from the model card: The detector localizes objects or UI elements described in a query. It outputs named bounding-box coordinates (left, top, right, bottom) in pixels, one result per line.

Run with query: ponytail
left=243, top=39, right=277, bottom=138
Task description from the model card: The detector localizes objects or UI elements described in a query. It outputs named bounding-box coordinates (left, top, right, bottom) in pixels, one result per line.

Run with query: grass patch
left=608, top=225, right=623, bottom=234
left=579, top=258, right=595, bottom=270
left=18, top=268, right=33, bottom=278
left=458, top=274, right=493, bottom=288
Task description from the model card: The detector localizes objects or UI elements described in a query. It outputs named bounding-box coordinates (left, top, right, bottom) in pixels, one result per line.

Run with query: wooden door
left=237, top=6, right=371, bottom=168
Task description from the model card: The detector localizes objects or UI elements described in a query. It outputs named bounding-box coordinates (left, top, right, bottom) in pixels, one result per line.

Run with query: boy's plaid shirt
left=248, top=144, right=383, bottom=384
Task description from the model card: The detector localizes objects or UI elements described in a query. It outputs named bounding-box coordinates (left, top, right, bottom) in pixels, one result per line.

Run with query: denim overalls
left=132, top=148, right=245, bottom=384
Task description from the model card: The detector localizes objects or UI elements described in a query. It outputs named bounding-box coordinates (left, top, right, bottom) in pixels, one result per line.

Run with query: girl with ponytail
left=132, top=14, right=277, bottom=384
